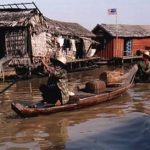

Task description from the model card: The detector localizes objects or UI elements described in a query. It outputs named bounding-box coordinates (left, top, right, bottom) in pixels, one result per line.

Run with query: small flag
left=108, top=8, right=117, bottom=15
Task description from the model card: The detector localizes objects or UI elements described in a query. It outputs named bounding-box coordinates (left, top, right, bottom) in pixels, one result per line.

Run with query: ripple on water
left=67, top=112, right=150, bottom=150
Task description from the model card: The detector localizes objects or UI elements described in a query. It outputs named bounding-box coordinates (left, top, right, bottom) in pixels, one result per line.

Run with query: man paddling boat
left=40, top=54, right=70, bottom=106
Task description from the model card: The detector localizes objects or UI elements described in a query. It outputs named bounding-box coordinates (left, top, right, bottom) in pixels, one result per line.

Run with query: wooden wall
left=5, top=28, right=27, bottom=57
left=95, top=38, right=113, bottom=59
left=93, top=26, right=150, bottom=59
left=113, top=38, right=124, bottom=57
left=132, top=37, right=150, bottom=55
left=96, top=37, right=124, bottom=59
left=96, top=37, right=150, bottom=59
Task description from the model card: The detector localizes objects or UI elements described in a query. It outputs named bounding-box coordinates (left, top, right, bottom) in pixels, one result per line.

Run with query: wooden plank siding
left=132, top=38, right=150, bottom=55
left=92, top=24, right=150, bottom=59
left=95, top=39, right=113, bottom=59
left=5, top=28, right=28, bottom=57
left=102, top=39, right=113, bottom=59
left=113, top=38, right=124, bottom=58
left=95, top=38, right=124, bottom=59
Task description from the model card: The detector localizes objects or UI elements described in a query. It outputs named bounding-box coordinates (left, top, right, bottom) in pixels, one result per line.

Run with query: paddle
left=0, top=80, right=18, bottom=94
left=0, top=69, right=31, bottom=95
left=0, top=55, right=48, bottom=95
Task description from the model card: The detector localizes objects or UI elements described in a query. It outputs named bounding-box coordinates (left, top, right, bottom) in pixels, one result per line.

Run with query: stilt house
left=92, top=24, right=150, bottom=59
left=0, top=2, right=95, bottom=75
left=45, top=18, right=96, bottom=62
left=0, top=2, right=48, bottom=68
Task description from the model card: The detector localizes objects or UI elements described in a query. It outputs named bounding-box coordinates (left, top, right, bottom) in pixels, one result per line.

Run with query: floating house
left=0, top=2, right=48, bottom=68
left=0, top=2, right=96, bottom=77
left=46, top=18, right=96, bottom=61
left=92, top=24, right=150, bottom=59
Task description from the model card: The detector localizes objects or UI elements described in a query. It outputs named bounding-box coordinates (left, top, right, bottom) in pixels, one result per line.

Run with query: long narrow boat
left=11, top=64, right=138, bottom=118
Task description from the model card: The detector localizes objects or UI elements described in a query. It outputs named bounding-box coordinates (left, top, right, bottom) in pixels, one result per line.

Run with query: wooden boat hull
left=11, top=85, right=130, bottom=118
left=11, top=65, right=138, bottom=118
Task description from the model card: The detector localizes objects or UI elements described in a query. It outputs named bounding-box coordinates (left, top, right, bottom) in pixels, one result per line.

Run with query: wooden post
left=115, top=12, right=118, bottom=57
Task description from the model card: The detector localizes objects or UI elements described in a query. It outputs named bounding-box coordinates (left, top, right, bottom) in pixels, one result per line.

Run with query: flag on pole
left=108, top=8, right=117, bottom=15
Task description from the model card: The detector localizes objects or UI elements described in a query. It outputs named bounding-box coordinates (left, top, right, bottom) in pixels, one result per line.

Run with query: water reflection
left=130, top=83, right=150, bottom=115
left=0, top=66, right=149, bottom=149
left=67, top=112, right=150, bottom=150
left=0, top=114, right=68, bottom=149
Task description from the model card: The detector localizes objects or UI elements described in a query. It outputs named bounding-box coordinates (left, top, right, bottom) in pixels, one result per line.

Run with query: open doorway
left=0, top=30, right=6, bottom=59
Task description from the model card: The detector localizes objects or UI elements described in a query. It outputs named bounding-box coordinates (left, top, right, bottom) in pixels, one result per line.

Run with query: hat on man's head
left=50, top=55, right=67, bottom=69
left=143, top=51, right=150, bottom=57
left=56, top=55, right=67, bottom=64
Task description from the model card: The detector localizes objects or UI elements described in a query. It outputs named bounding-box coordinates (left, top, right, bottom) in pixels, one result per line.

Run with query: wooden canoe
left=11, top=65, right=138, bottom=118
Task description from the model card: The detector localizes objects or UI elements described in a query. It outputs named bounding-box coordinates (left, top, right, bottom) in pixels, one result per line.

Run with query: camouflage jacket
left=138, top=60, right=150, bottom=75
left=53, top=66, right=69, bottom=105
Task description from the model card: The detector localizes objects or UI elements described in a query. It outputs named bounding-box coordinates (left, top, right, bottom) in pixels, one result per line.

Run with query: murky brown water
left=0, top=66, right=149, bottom=150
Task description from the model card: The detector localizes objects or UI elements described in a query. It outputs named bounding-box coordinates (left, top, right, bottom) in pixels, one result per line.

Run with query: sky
left=1, top=0, right=150, bottom=30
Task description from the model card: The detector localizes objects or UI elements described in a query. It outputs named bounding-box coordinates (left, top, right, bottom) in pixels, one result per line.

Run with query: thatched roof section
left=0, top=9, right=36, bottom=26
left=0, top=2, right=94, bottom=37
left=47, top=18, right=95, bottom=37
left=0, top=8, right=47, bottom=34
left=94, top=24, right=150, bottom=37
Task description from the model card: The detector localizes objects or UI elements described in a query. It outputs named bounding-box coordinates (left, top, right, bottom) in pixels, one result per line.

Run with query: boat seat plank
left=75, top=91, right=96, bottom=99
left=105, top=87, right=120, bottom=92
